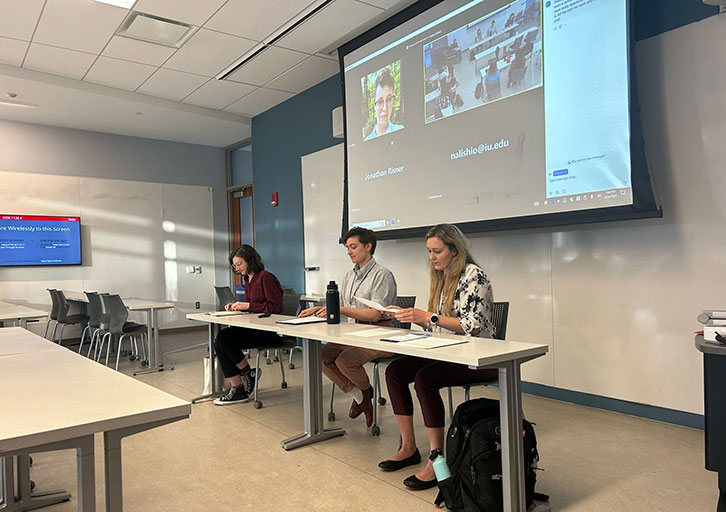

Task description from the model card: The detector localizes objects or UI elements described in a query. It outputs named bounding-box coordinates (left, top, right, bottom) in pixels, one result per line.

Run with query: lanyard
left=349, top=262, right=377, bottom=305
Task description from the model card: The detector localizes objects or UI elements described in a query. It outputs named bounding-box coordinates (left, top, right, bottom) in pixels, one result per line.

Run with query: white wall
left=0, top=119, right=229, bottom=287
left=302, top=14, right=726, bottom=415
left=0, top=171, right=216, bottom=332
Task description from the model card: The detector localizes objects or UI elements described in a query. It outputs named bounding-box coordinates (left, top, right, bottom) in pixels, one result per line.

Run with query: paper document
left=207, top=311, right=247, bottom=317
left=400, top=337, right=468, bottom=349
left=348, top=327, right=400, bottom=338
left=276, top=316, right=327, bottom=325
left=354, top=296, right=400, bottom=313
left=380, top=333, right=431, bottom=343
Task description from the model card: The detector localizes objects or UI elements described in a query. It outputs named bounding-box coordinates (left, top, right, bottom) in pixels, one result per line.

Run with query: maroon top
left=243, top=269, right=283, bottom=314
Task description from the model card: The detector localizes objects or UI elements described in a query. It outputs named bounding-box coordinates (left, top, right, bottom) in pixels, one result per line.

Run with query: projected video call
left=343, top=0, right=633, bottom=232
left=423, top=0, right=542, bottom=122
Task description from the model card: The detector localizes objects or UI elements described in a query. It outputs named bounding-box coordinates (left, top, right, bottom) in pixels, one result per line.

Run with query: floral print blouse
left=432, top=263, right=495, bottom=338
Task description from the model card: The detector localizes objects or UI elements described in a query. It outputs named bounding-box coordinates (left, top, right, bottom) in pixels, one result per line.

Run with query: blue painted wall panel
left=251, top=74, right=343, bottom=291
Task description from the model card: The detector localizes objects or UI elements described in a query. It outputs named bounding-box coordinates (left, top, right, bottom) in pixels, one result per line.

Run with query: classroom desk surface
left=0, top=327, right=190, bottom=512
left=187, top=312, right=547, bottom=512
left=0, top=301, right=48, bottom=327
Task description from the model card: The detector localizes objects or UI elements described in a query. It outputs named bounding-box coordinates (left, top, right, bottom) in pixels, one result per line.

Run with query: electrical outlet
left=195, top=301, right=200, bottom=309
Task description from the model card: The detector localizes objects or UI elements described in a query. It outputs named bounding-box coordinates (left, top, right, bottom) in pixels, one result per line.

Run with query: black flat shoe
left=403, top=474, right=438, bottom=491
left=378, top=448, right=422, bottom=472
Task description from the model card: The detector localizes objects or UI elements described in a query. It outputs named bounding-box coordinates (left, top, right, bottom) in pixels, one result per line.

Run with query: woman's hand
left=299, top=306, right=322, bottom=318
left=230, top=302, right=249, bottom=311
left=315, top=306, right=328, bottom=318
left=383, top=305, right=401, bottom=319
left=394, top=307, right=432, bottom=326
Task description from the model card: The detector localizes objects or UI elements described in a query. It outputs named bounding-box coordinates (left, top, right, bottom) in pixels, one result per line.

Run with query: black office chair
left=78, top=292, right=109, bottom=357
left=49, top=289, right=89, bottom=344
left=96, top=294, right=148, bottom=370
left=446, top=301, right=509, bottom=418
left=249, top=289, right=301, bottom=409
left=328, top=296, right=416, bottom=436
left=214, top=286, right=236, bottom=310
left=43, top=288, right=60, bottom=339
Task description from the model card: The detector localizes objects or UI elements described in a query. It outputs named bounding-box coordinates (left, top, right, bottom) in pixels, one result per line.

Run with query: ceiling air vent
left=116, top=11, right=196, bottom=48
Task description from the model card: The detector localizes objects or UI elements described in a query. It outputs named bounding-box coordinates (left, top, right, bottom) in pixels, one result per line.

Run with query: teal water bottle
left=430, top=448, right=454, bottom=508
left=430, top=448, right=451, bottom=481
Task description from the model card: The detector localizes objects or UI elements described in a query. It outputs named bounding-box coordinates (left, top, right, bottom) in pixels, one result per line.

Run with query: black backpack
left=435, top=398, right=547, bottom=511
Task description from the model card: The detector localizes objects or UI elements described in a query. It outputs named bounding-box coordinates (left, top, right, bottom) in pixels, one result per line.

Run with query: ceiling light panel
left=117, top=11, right=196, bottom=48
left=94, top=0, right=137, bottom=8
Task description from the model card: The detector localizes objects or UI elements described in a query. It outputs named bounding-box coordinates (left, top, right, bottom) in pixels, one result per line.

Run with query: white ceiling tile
left=226, top=46, right=308, bottom=86
left=224, top=87, right=294, bottom=117
left=264, top=55, right=339, bottom=94
left=182, top=79, right=257, bottom=110
left=163, top=28, right=257, bottom=77
left=84, top=56, right=157, bottom=91
left=205, top=0, right=314, bottom=42
left=275, top=0, right=383, bottom=54
left=23, top=43, right=96, bottom=80
left=133, top=0, right=228, bottom=26
left=102, top=35, right=176, bottom=67
left=33, top=0, right=128, bottom=54
left=136, top=68, right=208, bottom=102
left=0, top=37, right=30, bottom=67
left=0, top=0, right=45, bottom=41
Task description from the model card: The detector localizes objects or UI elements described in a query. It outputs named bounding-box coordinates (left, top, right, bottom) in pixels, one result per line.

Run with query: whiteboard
left=301, top=144, right=348, bottom=295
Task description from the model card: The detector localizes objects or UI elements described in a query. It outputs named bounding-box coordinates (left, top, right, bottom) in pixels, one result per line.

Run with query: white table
left=0, top=301, right=47, bottom=329
left=0, top=328, right=190, bottom=512
left=63, top=291, right=174, bottom=374
left=187, top=312, right=547, bottom=512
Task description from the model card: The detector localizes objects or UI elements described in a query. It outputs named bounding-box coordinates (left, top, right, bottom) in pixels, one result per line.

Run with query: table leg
left=134, top=308, right=173, bottom=375
left=281, top=338, right=344, bottom=450
left=499, top=360, right=526, bottom=512
left=104, top=432, right=122, bottom=512
left=76, top=436, right=96, bottom=512
left=192, top=323, right=225, bottom=403
left=0, top=455, right=71, bottom=512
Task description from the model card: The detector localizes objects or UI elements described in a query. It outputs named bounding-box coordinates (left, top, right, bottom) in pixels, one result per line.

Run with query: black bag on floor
left=434, top=398, right=546, bottom=512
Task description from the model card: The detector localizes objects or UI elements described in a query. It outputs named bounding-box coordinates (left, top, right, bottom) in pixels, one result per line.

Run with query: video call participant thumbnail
left=363, top=65, right=404, bottom=141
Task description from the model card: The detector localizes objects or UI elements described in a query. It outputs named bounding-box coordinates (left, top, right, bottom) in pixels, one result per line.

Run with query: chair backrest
left=486, top=80, right=501, bottom=99
left=47, top=288, right=60, bottom=320
left=84, top=291, right=104, bottom=328
left=281, top=288, right=302, bottom=316
left=510, top=65, right=526, bottom=84
left=55, top=289, right=72, bottom=322
left=492, top=301, right=509, bottom=340
left=101, top=294, right=129, bottom=335
left=393, top=296, right=416, bottom=330
left=214, top=286, right=236, bottom=310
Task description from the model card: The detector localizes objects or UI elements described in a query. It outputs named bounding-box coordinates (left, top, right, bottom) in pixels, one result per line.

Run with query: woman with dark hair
left=377, top=224, right=496, bottom=490
left=213, top=244, right=283, bottom=405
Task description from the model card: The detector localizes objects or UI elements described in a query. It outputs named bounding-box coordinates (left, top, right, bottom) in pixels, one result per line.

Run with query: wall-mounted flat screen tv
left=0, top=215, right=82, bottom=267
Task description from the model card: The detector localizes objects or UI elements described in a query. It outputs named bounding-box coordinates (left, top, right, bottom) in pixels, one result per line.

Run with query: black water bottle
left=326, top=281, right=340, bottom=324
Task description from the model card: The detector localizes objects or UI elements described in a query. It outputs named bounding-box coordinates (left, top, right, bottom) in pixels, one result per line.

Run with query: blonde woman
left=378, top=224, right=496, bottom=490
